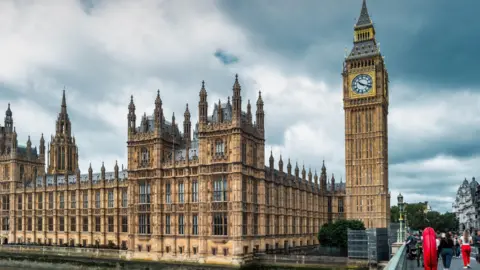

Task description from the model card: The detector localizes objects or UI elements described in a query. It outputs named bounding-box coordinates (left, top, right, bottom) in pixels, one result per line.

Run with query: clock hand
left=358, top=82, right=367, bottom=87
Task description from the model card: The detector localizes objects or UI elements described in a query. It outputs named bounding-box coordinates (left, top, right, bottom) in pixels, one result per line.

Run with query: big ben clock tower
left=343, top=0, right=390, bottom=228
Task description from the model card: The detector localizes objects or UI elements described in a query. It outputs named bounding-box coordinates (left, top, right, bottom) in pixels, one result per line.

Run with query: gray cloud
left=0, top=0, right=475, bottom=214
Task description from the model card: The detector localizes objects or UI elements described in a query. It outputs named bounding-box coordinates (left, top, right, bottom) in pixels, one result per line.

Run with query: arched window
left=140, top=147, right=149, bottom=167
left=215, top=140, right=224, bottom=155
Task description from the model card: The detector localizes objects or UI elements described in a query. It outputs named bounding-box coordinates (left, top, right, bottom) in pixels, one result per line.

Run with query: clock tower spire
left=343, top=0, right=390, bottom=229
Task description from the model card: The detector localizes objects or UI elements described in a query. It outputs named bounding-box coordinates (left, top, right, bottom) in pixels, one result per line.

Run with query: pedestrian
left=475, top=230, right=480, bottom=254
left=436, top=234, right=441, bottom=260
left=439, top=232, right=454, bottom=270
left=454, top=233, right=461, bottom=258
left=459, top=229, right=473, bottom=268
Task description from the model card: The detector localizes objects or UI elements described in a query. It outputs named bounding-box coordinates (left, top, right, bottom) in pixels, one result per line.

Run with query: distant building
left=452, top=177, right=479, bottom=231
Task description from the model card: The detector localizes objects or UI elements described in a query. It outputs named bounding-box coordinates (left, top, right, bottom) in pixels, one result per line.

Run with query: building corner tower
left=343, top=0, right=390, bottom=228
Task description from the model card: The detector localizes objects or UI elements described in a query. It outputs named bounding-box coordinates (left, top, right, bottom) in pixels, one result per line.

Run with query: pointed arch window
left=215, top=140, right=224, bottom=155
left=140, top=147, right=150, bottom=167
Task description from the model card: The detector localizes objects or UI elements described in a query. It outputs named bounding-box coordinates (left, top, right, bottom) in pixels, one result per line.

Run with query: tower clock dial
left=352, top=74, right=373, bottom=94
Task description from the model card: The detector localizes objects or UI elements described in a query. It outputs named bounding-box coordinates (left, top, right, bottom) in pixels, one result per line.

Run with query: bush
left=318, top=219, right=365, bottom=248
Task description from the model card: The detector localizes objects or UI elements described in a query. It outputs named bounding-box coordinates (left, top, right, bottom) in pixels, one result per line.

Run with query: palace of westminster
left=0, top=0, right=390, bottom=265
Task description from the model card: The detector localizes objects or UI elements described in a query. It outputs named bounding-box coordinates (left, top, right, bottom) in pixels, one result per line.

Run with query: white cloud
left=0, top=0, right=478, bottom=214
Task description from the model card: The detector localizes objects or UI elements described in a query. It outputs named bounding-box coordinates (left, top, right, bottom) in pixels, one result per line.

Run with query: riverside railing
left=382, top=243, right=406, bottom=270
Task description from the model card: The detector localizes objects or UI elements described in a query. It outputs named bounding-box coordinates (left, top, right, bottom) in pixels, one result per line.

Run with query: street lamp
left=397, top=193, right=405, bottom=243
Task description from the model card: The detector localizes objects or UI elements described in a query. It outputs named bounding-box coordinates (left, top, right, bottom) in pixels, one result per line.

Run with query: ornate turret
left=308, top=168, right=312, bottom=182
left=320, top=160, right=327, bottom=191
left=114, top=161, right=119, bottom=179
left=331, top=174, right=336, bottom=192
left=39, top=133, right=45, bottom=160
left=314, top=170, right=318, bottom=186
left=101, top=162, right=105, bottom=179
left=154, top=90, right=163, bottom=130
left=294, top=162, right=299, bottom=178
left=26, top=135, right=31, bottom=159
left=184, top=104, right=191, bottom=143
left=287, top=158, right=292, bottom=175
left=232, top=74, right=242, bottom=122
left=4, top=103, right=13, bottom=133
left=256, top=91, right=264, bottom=134
left=48, top=89, right=78, bottom=175
left=247, top=100, right=252, bottom=125
left=301, top=164, right=306, bottom=180
left=128, top=95, right=136, bottom=135
left=269, top=150, right=274, bottom=172
left=199, top=81, right=208, bottom=124
left=88, top=163, right=93, bottom=180
left=278, top=155, right=284, bottom=173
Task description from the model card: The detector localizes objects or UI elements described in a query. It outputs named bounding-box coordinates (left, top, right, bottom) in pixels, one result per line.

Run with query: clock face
left=352, top=74, right=373, bottom=94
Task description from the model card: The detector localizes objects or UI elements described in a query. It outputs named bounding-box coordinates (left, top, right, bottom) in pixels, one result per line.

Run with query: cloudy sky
left=0, top=0, right=477, bottom=213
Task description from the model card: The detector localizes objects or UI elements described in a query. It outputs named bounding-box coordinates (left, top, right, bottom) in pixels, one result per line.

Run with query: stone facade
left=0, top=1, right=390, bottom=265
left=0, top=79, right=346, bottom=265
left=342, top=0, right=390, bottom=228
left=452, top=177, right=479, bottom=232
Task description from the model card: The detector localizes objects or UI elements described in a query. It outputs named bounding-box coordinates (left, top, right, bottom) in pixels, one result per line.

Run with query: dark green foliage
left=318, top=219, right=365, bottom=248
left=390, top=203, right=459, bottom=231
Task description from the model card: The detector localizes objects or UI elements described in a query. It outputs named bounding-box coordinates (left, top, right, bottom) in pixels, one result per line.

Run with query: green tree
left=390, top=205, right=399, bottom=223
left=318, top=219, right=365, bottom=248
left=390, top=203, right=460, bottom=232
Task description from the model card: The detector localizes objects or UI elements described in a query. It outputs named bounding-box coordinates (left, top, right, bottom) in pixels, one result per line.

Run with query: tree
left=391, top=205, right=399, bottom=223
left=390, top=204, right=460, bottom=232
left=318, top=219, right=365, bottom=248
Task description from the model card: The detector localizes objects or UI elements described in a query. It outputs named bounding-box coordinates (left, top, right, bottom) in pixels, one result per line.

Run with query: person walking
left=475, top=230, right=480, bottom=254
left=459, top=229, right=473, bottom=268
left=454, top=233, right=461, bottom=258
left=439, top=232, right=454, bottom=270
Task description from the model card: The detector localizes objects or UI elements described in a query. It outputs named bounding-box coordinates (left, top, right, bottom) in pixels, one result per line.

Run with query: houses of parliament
left=0, top=0, right=389, bottom=265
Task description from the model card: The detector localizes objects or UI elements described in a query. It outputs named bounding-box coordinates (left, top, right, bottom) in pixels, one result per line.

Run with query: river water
left=0, top=258, right=367, bottom=270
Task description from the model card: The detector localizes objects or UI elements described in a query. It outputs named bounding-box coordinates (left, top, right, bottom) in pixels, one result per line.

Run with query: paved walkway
left=407, top=254, right=478, bottom=269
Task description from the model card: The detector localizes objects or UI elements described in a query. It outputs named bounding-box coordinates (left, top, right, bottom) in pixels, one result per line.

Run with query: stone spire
left=355, top=0, right=372, bottom=27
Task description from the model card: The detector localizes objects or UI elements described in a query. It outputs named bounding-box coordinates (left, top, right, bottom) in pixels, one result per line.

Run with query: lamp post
left=397, top=193, right=404, bottom=243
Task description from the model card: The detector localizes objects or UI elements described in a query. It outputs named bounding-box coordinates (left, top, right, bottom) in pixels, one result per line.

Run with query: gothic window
left=37, top=194, right=42, bottom=210
left=83, top=192, right=88, bottom=209
left=140, top=147, right=150, bottom=167
left=166, top=183, right=171, bottom=204
left=253, top=213, right=259, bottom=235
left=59, top=193, right=64, bottom=209
left=178, top=182, right=184, bottom=203
left=82, top=217, right=88, bottom=232
left=191, top=180, right=198, bottom=203
left=17, top=195, right=22, bottom=210
left=178, top=214, right=185, bottom=235
left=108, top=190, right=114, bottom=208
left=70, top=192, right=76, bottom=209
left=138, top=214, right=151, bottom=234
left=192, top=214, right=198, bottom=235
left=139, top=181, right=151, bottom=204
left=213, top=212, right=228, bottom=236
left=338, top=198, right=344, bottom=213
left=60, top=147, right=65, bottom=170
left=20, top=165, right=24, bottom=181
left=121, top=216, right=128, bottom=233
left=242, top=213, right=248, bottom=235
left=241, top=143, right=247, bottom=163
left=48, top=192, right=54, bottom=209
left=215, top=140, right=224, bottom=155
left=107, top=217, right=114, bottom=232
left=27, top=194, right=32, bottom=210
left=95, top=191, right=100, bottom=208
left=242, top=176, right=247, bottom=202
left=165, top=214, right=171, bottom=234
left=33, top=167, right=37, bottom=180
left=213, top=177, right=227, bottom=202
left=121, top=189, right=127, bottom=208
